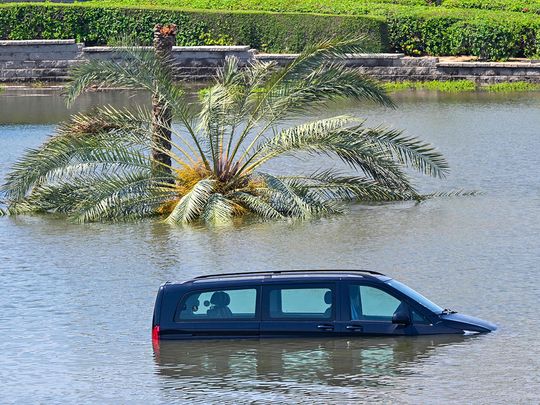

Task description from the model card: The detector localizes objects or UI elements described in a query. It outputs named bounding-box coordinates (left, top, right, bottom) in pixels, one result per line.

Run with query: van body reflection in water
left=154, top=336, right=476, bottom=401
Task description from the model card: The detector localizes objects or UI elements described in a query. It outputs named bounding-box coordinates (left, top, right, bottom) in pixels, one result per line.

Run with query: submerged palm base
left=1, top=38, right=450, bottom=225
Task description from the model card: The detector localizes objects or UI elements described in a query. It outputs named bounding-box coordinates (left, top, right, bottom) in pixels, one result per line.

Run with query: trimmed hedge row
left=82, top=0, right=540, bottom=60
left=88, top=0, right=540, bottom=15
left=442, top=0, right=540, bottom=14
left=0, top=4, right=388, bottom=52
left=2, top=3, right=540, bottom=59
left=87, top=0, right=431, bottom=15
left=386, top=8, right=540, bottom=59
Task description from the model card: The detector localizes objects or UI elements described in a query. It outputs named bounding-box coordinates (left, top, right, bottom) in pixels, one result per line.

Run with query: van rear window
left=175, top=288, right=257, bottom=321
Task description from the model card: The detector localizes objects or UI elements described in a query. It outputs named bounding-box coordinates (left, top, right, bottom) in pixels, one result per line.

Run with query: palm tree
left=150, top=23, right=177, bottom=178
left=1, top=37, right=450, bottom=225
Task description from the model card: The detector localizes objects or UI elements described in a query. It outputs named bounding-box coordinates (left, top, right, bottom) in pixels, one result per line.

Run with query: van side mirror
left=392, top=309, right=411, bottom=325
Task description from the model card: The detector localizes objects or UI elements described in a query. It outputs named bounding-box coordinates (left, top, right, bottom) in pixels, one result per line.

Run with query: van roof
left=168, top=269, right=390, bottom=286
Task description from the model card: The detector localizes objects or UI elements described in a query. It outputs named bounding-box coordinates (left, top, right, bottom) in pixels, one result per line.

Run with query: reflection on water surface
left=155, top=335, right=473, bottom=387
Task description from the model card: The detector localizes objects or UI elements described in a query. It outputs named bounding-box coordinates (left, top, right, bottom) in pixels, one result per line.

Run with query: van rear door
left=261, top=283, right=337, bottom=337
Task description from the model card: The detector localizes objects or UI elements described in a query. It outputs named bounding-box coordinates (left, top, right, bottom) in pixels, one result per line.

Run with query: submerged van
left=152, top=270, right=496, bottom=341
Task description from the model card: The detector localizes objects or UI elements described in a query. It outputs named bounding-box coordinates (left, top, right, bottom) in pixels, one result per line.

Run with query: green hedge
left=386, top=8, right=540, bottom=59
left=2, top=3, right=540, bottom=59
left=80, top=0, right=540, bottom=60
left=87, top=0, right=540, bottom=16
left=86, top=0, right=430, bottom=15
left=442, top=0, right=540, bottom=14
left=0, top=4, right=388, bottom=52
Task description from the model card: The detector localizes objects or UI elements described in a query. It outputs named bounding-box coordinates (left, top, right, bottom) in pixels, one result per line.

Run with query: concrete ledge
left=83, top=46, right=152, bottom=53
left=174, top=45, right=251, bottom=52
left=347, top=53, right=405, bottom=59
left=256, top=52, right=404, bottom=59
left=0, top=39, right=76, bottom=46
left=83, top=45, right=251, bottom=53
left=437, top=61, right=540, bottom=68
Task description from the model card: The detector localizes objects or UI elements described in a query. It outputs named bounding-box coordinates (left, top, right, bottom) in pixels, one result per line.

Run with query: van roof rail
left=193, top=269, right=386, bottom=280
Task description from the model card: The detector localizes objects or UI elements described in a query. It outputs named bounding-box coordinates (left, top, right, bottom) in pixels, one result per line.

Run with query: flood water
left=1, top=89, right=539, bottom=403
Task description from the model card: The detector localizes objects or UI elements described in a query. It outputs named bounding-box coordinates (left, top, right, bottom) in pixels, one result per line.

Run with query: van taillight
left=152, top=325, right=160, bottom=342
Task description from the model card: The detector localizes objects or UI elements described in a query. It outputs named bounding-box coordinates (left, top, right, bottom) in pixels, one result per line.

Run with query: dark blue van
left=152, top=270, right=496, bottom=341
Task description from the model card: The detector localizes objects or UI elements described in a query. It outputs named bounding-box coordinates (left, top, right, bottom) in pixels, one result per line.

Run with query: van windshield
left=386, top=279, right=444, bottom=314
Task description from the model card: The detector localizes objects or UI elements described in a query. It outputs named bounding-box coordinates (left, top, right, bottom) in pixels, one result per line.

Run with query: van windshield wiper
left=441, top=308, right=458, bottom=315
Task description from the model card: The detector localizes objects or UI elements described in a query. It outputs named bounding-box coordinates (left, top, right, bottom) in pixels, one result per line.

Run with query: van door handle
left=346, top=325, right=363, bottom=332
left=317, top=324, right=334, bottom=331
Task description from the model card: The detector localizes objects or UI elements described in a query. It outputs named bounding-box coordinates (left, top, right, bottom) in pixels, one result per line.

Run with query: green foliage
left=484, top=81, right=540, bottom=91
left=1, top=38, right=449, bottom=225
left=87, top=0, right=430, bottom=15
left=86, top=0, right=540, bottom=16
left=442, top=0, right=540, bottom=14
left=384, top=79, right=477, bottom=92
left=4, top=1, right=540, bottom=59
left=384, top=80, right=540, bottom=92
left=0, top=4, right=387, bottom=52
left=386, top=9, right=540, bottom=60
left=420, top=80, right=476, bottom=92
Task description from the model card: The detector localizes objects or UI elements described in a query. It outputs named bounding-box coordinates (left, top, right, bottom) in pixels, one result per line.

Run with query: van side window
left=175, top=288, right=257, bottom=321
left=349, top=285, right=404, bottom=321
left=267, top=286, right=333, bottom=319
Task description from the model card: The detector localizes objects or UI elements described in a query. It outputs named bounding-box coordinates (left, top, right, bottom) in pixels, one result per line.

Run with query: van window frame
left=262, top=283, right=337, bottom=321
left=173, top=285, right=262, bottom=322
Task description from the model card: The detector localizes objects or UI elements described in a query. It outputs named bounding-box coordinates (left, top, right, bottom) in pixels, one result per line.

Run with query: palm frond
left=13, top=170, right=173, bottom=222
left=244, top=118, right=414, bottom=191
left=197, top=83, right=236, bottom=167
left=70, top=172, right=173, bottom=223
left=217, top=56, right=243, bottom=87
left=166, top=178, right=215, bottom=224
left=264, top=63, right=394, bottom=121
left=258, top=173, right=313, bottom=219
left=227, top=38, right=394, bottom=165
left=65, top=47, right=176, bottom=106
left=201, top=193, right=235, bottom=225
left=421, top=189, right=481, bottom=199
left=264, top=37, right=371, bottom=89
left=280, top=170, right=420, bottom=202
left=2, top=135, right=153, bottom=204
left=230, top=191, right=284, bottom=220
left=65, top=46, right=203, bottom=165
left=167, top=85, right=210, bottom=168
left=279, top=176, right=344, bottom=215
left=60, top=105, right=154, bottom=146
left=244, top=115, right=361, bottom=169
left=79, top=194, right=171, bottom=223
left=251, top=38, right=394, bottom=123
left=361, top=126, right=449, bottom=178
left=16, top=181, right=90, bottom=214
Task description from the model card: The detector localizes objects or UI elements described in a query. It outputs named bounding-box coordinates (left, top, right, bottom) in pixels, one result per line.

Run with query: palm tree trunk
left=152, top=23, right=177, bottom=178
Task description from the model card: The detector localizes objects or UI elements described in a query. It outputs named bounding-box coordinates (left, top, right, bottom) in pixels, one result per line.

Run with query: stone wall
left=0, top=39, right=82, bottom=82
left=2, top=39, right=540, bottom=84
left=262, top=53, right=540, bottom=83
left=84, top=45, right=255, bottom=81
